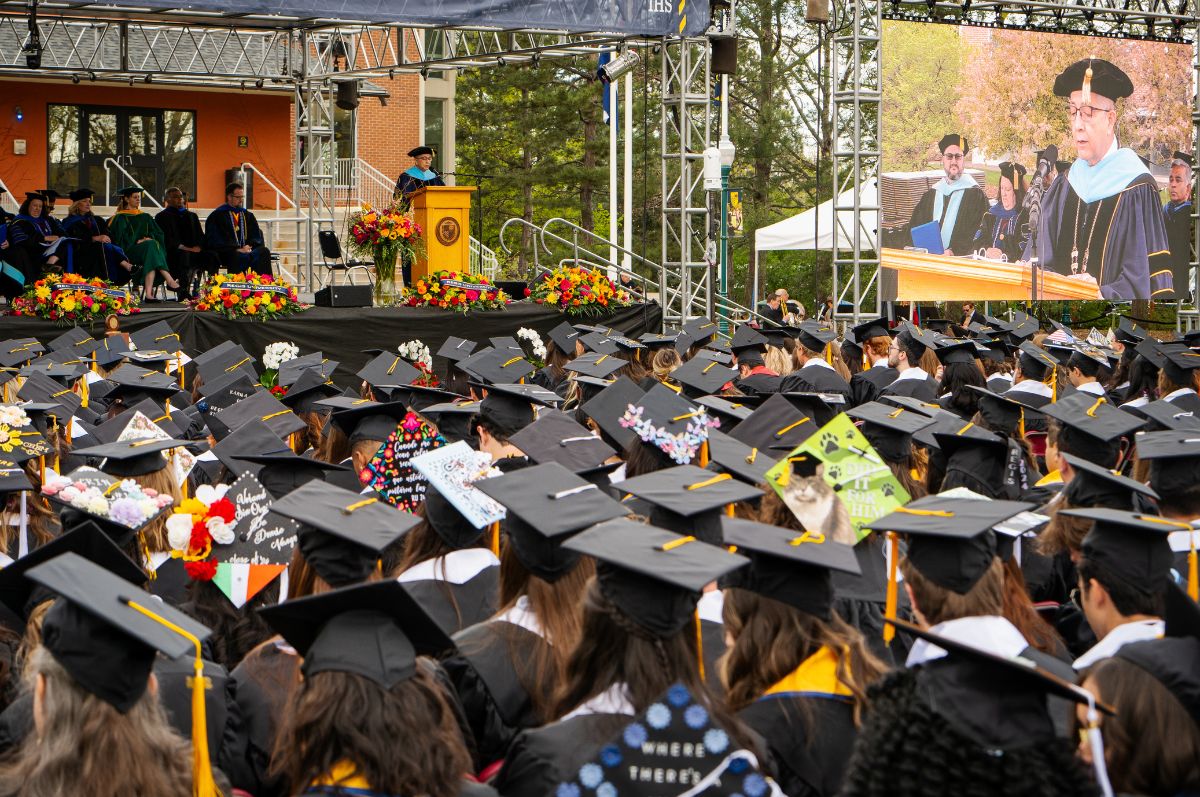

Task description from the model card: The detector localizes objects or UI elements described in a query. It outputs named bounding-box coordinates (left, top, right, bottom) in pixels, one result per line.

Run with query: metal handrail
left=498, top=217, right=552, bottom=274
left=102, top=158, right=163, bottom=208
left=238, top=162, right=296, bottom=211
left=539, top=217, right=662, bottom=289
left=0, top=176, right=17, bottom=213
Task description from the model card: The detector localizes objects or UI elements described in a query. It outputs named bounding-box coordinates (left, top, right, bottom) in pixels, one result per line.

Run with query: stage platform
left=1, top=302, right=664, bottom=384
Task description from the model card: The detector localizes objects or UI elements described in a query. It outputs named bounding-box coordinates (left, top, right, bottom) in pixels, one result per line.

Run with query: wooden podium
left=881, top=247, right=1102, bottom=301
left=410, top=186, right=476, bottom=280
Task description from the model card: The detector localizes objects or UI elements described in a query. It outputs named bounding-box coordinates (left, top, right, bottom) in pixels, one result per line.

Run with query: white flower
left=166, top=514, right=194, bottom=552
left=263, top=341, right=299, bottom=371
left=398, top=340, right=433, bottom=371
left=0, top=406, right=30, bottom=428
left=194, top=483, right=229, bottom=506
left=207, top=517, right=235, bottom=545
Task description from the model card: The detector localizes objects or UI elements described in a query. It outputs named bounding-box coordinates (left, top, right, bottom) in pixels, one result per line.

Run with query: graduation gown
left=733, top=371, right=782, bottom=397
left=907, top=182, right=989, bottom=255
left=1030, top=161, right=1171, bottom=300
left=779, top=362, right=852, bottom=402
left=60, top=212, right=129, bottom=281
left=880, top=370, right=938, bottom=403
left=5, top=214, right=56, bottom=281
left=972, top=204, right=1029, bottom=262
left=204, top=204, right=272, bottom=275
left=156, top=206, right=218, bottom=280
left=397, top=547, right=500, bottom=635
left=737, top=647, right=860, bottom=797
left=495, top=705, right=632, bottom=797
left=850, top=365, right=898, bottom=407
left=146, top=553, right=191, bottom=607
left=300, top=780, right=499, bottom=797
left=229, top=638, right=300, bottom=797
left=109, top=210, right=168, bottom=283
left=834, top=535, right=912, bottom=666
left=1163, top=199, right=1193, bottom=299
left=697, top=590, right=727, bottom=696
left=394, top=166, right=446, bottom=197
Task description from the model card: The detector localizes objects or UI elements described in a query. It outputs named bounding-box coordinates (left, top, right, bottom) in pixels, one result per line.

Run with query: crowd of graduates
left=0, top=308, right=1195, bottom=797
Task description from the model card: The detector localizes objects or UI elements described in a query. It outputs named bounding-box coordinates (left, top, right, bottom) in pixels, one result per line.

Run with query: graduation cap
left=578, top=331, right=622, bottom=356
left=1060, top=452, right=1157, bottom=510
left=0, top=464, right=32, bottom=493
left=792, top=321, right=837, bottom=355
left=1173, top=151, right=1195, bottom=168
left=1053, top=57, right=1134, bottom=102
left=682, top=317, right=720, bottom=344
left=103, top=365, right=184, bottom=406
left=198, top=373, right=260, bottom=414
left=1137, top=339, right=1200, bottom=387
left=779, top=392, right=844, bottom=428
left=461, top=347, right=534, bottom=386
left=1016, top=340, right=1058, bottom=380
left=851, top=318, right=891, bottom=343
left=933, top=339, right=978, bottom=366
left=212, top=390, right=305, bottom=441
left=846, top=402, right=934, bottom=464
left=930, top=422, right=1008, bottom=458
left=1041, top=392, right=1144, bottom=457
left=48, top=327, right=99, bottom=356
left=620, top=383, right=719, bottom=465
left=1114, top=317, right=1146, bottom=347
left=278, top=369, right=343, bottom=415
left=729, top=393, right=814, bottom=453
left=210, top=418, right=292, bottom=477
left=543, top=322, right=579, bottom=355
left=93, top=335, right=132, bottom=368
left=357, top=352, right=421, bottom=391
left=0, top=407, right=52, bottom=464
left=671, top=356, right=736, bottom=398
left=704, top=428, right=780, bottom=486
left=91, top=401, right=184, bottom=445
left=720, top=516, right=860, bottom=620
left=638, top=331, right=680, bottom=350
left=1115, top=581, right=1200, bottom=729
left=270, top=480, right=421, bottom=587
left=17, top=370, right=82, bottom=424
left=730, top=325, right=768, bottom=354
left=580, top=376, right=644, bottom=450
left=1130, top=399, right=1200, bottom=433
left=565, top=518, right=749, bottom=635
left=436, top=336, right=478, bottom=363
left=229, top=451, right=349, bottom=500
left=563, top=351, right=627, bottom=380
left=277, top=354, right=338, bottom=388
left=72, top=437, right=190, bottom=477
left=194, top=341, right=257, bottom=386
left=258, top=580, right=452, bottom=687
left=618, top=465, right=763, bottom=543
left=126, top=320, right=182, bottom=354
left=878, top=394, right=943, bottom=418
left=330, top=400, right=411, bottom=444
left=694, top=395, right=753, bottom=425
left=938, top=133, right=968, bottom=153
left=473, top=462, right=630, bottom=581
left=421, top=399, right=481, bottom=445
left=0, top=339, right=44, bottom=368
left=509, top=411, right=615, bottom=474
left=869, top=495, right=1035, bottom=593
left=477, top=383, right=556, bottom=435
left=693, top=347, right=734, bottom=366
left=1135, top=429, right=1200, bottom=499
left=407, top=145, right=434, bottom=158
left=964, top=386, right=1025, bottom=436
left=1060, top=507, right=1179, bottom=595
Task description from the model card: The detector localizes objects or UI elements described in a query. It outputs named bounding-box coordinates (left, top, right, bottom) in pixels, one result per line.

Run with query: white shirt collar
left=871, top=358, right=890, bottom=369
left=492, top=595, right=545, bottom=640
left=697, top=589, right=724, bottom=625
left=892, top=365, right=930, bottom=384
left=1073, top=618, right=1164, bottom=670
left=1169, top=528, right=1200, bottom=552
left=561, top=682, right=636, bottom=721
left=1076, top=381, right=1106, bottom=396
left=802, top=357, right=834, bottom=371
left=1162, top=387, right=1198, bottom=403
left=906, top=615, right=1029, bottom=668
left=1007, top=379, right=1052, bottom=398
left=1120, top=395, right=1149, bottom=409
left=396, top=547, right=499, bottom=585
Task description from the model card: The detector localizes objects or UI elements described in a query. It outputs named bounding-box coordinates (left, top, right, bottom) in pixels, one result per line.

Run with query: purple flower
left=109, top=497, right=146, bottom=528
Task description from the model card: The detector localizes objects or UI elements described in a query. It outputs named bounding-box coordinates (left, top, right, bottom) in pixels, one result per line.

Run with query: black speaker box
left=315, top=284, right=373, bottom=307
left=496, top=280, right=528, bottom=298
left=711, top=37, right=738, bottom=76
left=335, top=80, right=360, bottom=111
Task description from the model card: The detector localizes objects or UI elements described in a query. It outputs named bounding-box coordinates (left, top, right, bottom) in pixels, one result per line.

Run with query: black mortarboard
left=436, top=336, right=478, bottom=364
left=617, top=465, right=762, bottom=543
left=116, top=186, right=142, bottom=197
left=194, top=341, right=257, bottom=386
left=48, top=327, right=99, bottom=356
left=1115, top=582, right=1200, bottom=728
left=779, top=392, right=845, bottom=428
left=878, top=394, right=943, bottom=417
left=730, top=325, right=768, bottom=354
left=1137, top=339, right=1200, bottom=387
left=934, top=339, right=978, bottom=366
left=545, top=322, right=580, bottom=355
left=1053, top=57, right=1134, bottom=102
left=563, top=351, right=627, bottom=380
left=1131, top=399, right=1200, bottom=433
left=421, top=399, right=481, bottom=445
left=73, top=437, right=190, bottom=477
left=729, top=393, right=815, bottom=453
left=693, top=348, right=734, bottom=366
left=1114, top=317, right=1146, bottom=346
left=705, top=428, right=780, bottom=486
left=230, top=452, right=349, bottom=499
left=578, top=331, right=621, bottom=356
left=198, top=372, right=259, bottom=411
left=214, top=390, right=305, bottom=440
left=793, top=321, right=838, bottom=354
left=17, top=371, right=82, bottom=423
left=670, top=356, right=736, bottom=398
left=694, top=395, right=753, bottom=425
left=407, top=146, right=434, bottom=158
left=277, top=354, right=338, bottom=389
left=38, top=189, right=60, bottom=201
left=964, top=385, right=1025, bottom=437
left=356, top=352, right=421, bottom=391
left=1173, top=151, right=1195, bottom=168
left=279, top=369, right=342, bottom=415
left=474, top=463, right=630, bottom=581
left=91, top=400, right=184, bottom=444
left=509, top=411, right=615, bottom=474
left=847, top=401, right=933, bottom=463
left=1060, top=452, right=1157, bottom=510
left=1017, top=340, right=1057, bottom=378
left=681, top=318, right=719, bottom=344
left=0, top=522, right=144, bottom=623
left=719, top=516, right=860, bottom=620
left=128, top=321, right=182, bottom=354
left=621, top=384, right=718, bottom=464
left=581, top=376, right=644, bottom=450
left=638, top=332, right=680, bottom=350
left=97, top=365, right=184, bottom=407
left=1061, top=507, right=1178, bottom=595
left=67, top=188, right=94, bottom=202
left=270, top=480, right=420, bottom=587
left=29, top=552, right=211, bottom=713
left=938, top=133, right=968, bottom=153
left=211, top=419, right=292, bottom=477
left=564, top=519, right=749, bottom=636
left=93, top=335, right=132, bottom=368
left=1136, top=430, right=1200, bottom=498
left=330, top=400, right=411, bottom=444
left=997, top=161, right=1026, bottom=185
left=259, top=579, right=451, bottom=687
left=21, top=192, right=42, bottom=203
left=851, top=318, right=891, bottom=343
left=0, top=464, right=32, bottom=493
left=930, top=422, right=1007, bottom=458
left=870, top=495, right=1034, bottom=593
left=0, top=339, right=44, bottom=368
left=1041, top=392, right=1144, bottom=450
left=609, top=334, right=646, bottom=355
left=417, top=478, right=488, bottom=551
left=462, top=347, right=535, bottom=386
left=478, top=383, right=557, bottom=435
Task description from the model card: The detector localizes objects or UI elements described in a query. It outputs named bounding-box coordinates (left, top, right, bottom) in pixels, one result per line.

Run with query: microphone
left=1032, top=145, right=1058, bottom=187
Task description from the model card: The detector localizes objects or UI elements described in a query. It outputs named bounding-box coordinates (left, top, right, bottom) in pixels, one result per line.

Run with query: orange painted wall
left=0, top=80, right=291, bottom=208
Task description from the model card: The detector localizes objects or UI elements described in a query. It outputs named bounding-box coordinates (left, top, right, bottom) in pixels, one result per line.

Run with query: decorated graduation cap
left=720, top=516, right=860, bottom=621
left=638, top=331, right=681, bottom=350
left=870, top=495, right=1035, bottom=594
left=938, top=133, right=968, bottom=153
left=270, top=480, right=420, bottom=587
left=671, top=355, right=736, bottom=398
left=1115, top=581, right=1200, bottom=729
left=564, top=351, right=627, bottom=381
left=705, top=428, right=779, bottom=486
left=0, top=405, right=53, bottom=464
left=1060, top=452, right=1157, bottom=511
left=73, top=437, right=190, bottom=478
left=580, top=375, right=644, bottom=450
left=1053, top=57, right=1134, bottom=103
left=43, top=465, right=176, bottom=547
left=619, top=465, right=762, bottom=544
left=619, top=383, right=720, bottom=464
left=259, top=579, right=452, bottom=688
left=728, top=392, right=814, bottom=453
left=436, top=336, right=478, bottom=363
left=847, top=401, right=934, bottom=464
left=509, top=410, right=615, bottom=475
left=565, top=518, right=749, bottom=636
left=1061, top=507, right=1179, bottom=595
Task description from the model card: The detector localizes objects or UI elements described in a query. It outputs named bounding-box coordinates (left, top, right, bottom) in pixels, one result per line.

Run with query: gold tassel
left=141, top=533, right=157, bottom=582
left=824, top=343, right=833, bottom=365
left=1018, top=408, right=1026, bottom=440
left=698, top=440, right=709, bottom=468
left=883, top=532, right=899, bottom=645
left=177, top=353, right=185, bottom=389
left=1189, top=532, right=1198, bottom=602
left=1081, top=57, right=1094, bottom=106
left=79, top=376, right=89, bottom=409
left=694, top=610, right=705, bottom=682
left=50, top=419, right=60, bottom=474
left=39, top=455, right=45, bottom=487
left=724, top=503, right=735, bottom=517
left=126, top=600, right=219, bottom=797
left=489, top=521, right=500, bottom=557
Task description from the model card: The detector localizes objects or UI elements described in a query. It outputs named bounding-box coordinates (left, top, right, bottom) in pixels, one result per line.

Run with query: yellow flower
left=35, top=285, right=51, bottom=301
left=61, top=297, right=76, bottom=312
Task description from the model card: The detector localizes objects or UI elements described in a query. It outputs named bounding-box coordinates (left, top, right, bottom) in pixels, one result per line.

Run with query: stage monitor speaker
left=315, top=284, right=372, bottom=307
left=496, top=280, right=527, bottom=298
left=335, top=80, right=360, bottom=111
left=711, top=37, right=738, bottom=76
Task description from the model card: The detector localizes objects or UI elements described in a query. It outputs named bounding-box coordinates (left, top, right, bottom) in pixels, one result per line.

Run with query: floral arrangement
left=192, top=271, right=303, bottom=321
left=346, top=202, right=425, bottom=305
left=403, top=270, right=509, bottom=313
left=619, top=404, right=720, bottom=465
left=395, top=340, right=440, bottom=387
left=259, top=341, right=299, bottom=390
left=516, top=327, right=547, bottom=368
left=42, top=470, right=175, bottom=528
left=0, top=406, right=30, bottom=432
left=7, top=274, right=139, bottom=325
left=526, top=266, right=633, bottom=317
left=164, top=483, right=237, bottom=581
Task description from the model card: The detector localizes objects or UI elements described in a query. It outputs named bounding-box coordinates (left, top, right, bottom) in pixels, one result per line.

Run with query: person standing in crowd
left=974, top=162, right=1030, bottom=262
left=205, top=182, right=272, bottom=277
left=1164, top=152, right=1194, bottom=301
left=156, top=188, right=215, bottom=301
left=108, top=186, right=181, bottom=300
left=1023, top=58, right=1172, bottom=299
left=959, top=301, right=982, bottom=328
left=395, top=146, right=446, bottom=197
left=906, top=134, right=989, bottom=256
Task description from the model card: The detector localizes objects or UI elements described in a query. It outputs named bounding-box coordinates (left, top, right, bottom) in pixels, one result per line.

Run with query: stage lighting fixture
left=597, top=48, right=640, bottom=84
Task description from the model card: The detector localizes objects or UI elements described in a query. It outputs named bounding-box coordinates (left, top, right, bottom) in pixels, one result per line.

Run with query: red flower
left=184, top=560, right=217, bottom=581
left=190, top=521, right=213, bottom=551
left=208, top=498, right=237, bottom=524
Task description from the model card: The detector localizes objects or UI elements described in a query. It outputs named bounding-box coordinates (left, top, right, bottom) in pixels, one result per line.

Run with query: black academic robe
left=229, top=639, right=299, bottom=797
left=5, top=214, right=55, bottom=281
left=1004, top=383, right=1052, bottom=432
left=973, top=206, right=1029, bottom=262
left=1166, top=390, right=1200, bottom=413
left=779, top=364, right=852, bottom=402
left=399, top=549, right=500, bottom=635
left=1163, top=199, right=1193, bottom=300
left=495, top=712, right=631, bottom=797
left=148, top=556, right=191, bottom=607
left=60, top=212, right=128, bottom=281
left=442, top=619, right=548, bottom=772
left=985, top=374, right=1013, bottom=394
left=300, top=781, right=499, bottom=797
left=156, top=206, right=218, bottom=283
left=394, top=168, right=446, bottom=197
left=907, top=183, right=990, bottom=256
left=849, top=366, right=898, bottom=407
left=739, top=696, right=857, bottom=797
left=204, top=204, right=272, bottom=276
left=733, top=372, right=782, bottom=396
left=833, top=535, right=912, bottom=666
left=939, top=440, right=1023, bottom=500
left=880, top=372, right=939, bottom=403
left=1030, top=170, right=1171, bottom=300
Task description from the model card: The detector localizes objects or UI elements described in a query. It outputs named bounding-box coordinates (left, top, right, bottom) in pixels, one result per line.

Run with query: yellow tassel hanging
left=1018, top=409, right=1026, bottom=441
left=825, top=343, right=833, bottom=365
left=883, top=532, right=899, bottom=645
left=490, top=521, right=500, bottom=557
left=694, top=610, right=705, bottom=682
left=724, top=503, right=735, bottom=517
left=1189, top=532, right=1198, bottom=602
left=79, top=376, right=89, bottom=409
left=50, top=418, right=60, bottom=474
left=177, top=353, right=185, bottom=389
left=1081, top=57, right=1094, bottom=106
left=698, top=440, right=709, bottom=468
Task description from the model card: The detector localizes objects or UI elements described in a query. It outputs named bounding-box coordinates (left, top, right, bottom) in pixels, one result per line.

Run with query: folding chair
left=318, top=230, right=373, bottom=288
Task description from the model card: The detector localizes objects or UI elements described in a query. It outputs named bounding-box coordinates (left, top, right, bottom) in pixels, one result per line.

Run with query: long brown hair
left=900, top=556, right=1004, bottom=626
left=721, top=588, right=888, bottom=725
left=1000, top=557, right=1064, bottom=655
left=0, top=647, right=193, bottom=797
left=5, top=460, right=60, bottom=553
left=273, top=665, right=470, bottom=797
left=132, top=466, right=182, bottom=553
